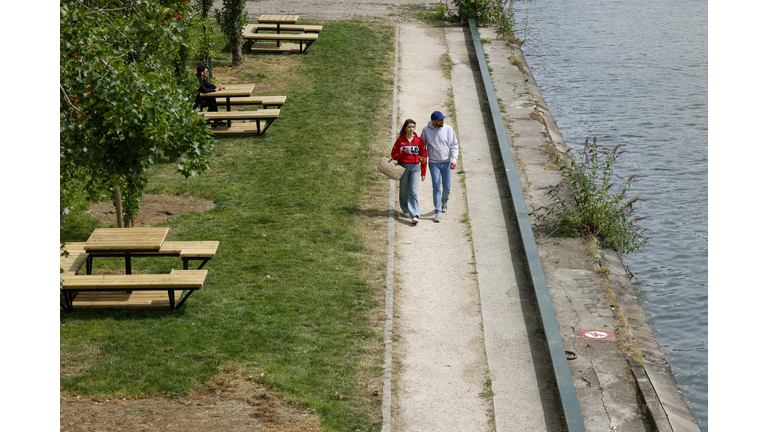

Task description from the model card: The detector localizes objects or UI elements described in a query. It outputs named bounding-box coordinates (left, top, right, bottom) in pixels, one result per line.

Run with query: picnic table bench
left=214, top=95, right=286, bottom=108
left=243, top=33, right=319, bottom=53
left=246, top=24, right=323, bottom=33
left=200, top=109, right=280, bottom=135
left=69, top=240, right=220, bottom=274
left=60, top=269, right=208, bottom=311
left=60, top=243, right=88, bottom=275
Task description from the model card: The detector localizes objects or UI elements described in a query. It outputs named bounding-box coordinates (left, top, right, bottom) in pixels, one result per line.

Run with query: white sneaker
left=403, top=212, right=410, bottom=218
left=441, top=202, right=448, bottom=213
left=412, top=216, right=419, bottom=224
left=434, top=212, right=442, bottom=222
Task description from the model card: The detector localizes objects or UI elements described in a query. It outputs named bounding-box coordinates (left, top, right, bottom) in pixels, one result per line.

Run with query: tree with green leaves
left=194, top=0, right=216, bottom=70
left=215, top=0, right=248, bottom=67
left=60, top=0, right=216, bottom=227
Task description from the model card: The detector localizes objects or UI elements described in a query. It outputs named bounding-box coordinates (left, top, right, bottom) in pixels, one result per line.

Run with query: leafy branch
left=61, top=0, right=215, bottom=228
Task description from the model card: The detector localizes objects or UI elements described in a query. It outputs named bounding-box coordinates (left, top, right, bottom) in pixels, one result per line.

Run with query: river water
left=512, top=0, right=708, bottom=429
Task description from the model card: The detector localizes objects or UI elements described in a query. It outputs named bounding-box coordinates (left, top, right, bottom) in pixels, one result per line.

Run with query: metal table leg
left=125, top=252, right=133, bottom=293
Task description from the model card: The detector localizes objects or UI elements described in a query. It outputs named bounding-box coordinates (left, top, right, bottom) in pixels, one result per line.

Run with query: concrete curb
left=380, top=24, right=399, bottom=432
left=628, top=358, right=673, bottom=432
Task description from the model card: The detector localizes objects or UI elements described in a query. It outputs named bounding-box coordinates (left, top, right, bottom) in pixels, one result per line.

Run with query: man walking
left=420, top=111, right=459, bottom=222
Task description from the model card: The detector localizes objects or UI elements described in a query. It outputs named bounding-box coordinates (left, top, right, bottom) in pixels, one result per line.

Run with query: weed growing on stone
left=532, top=137, right=649, bottom=255
left=479, top=378, right=494, bottom=399
left=448, top=0, right=517, bottom=42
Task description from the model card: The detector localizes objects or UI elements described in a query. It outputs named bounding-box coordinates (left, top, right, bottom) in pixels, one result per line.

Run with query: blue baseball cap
left=431, top=111, right=445, bottom=121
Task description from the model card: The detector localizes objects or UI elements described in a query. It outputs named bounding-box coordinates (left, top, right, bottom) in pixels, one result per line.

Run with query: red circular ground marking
left=580, top=330, right=613, bottom=339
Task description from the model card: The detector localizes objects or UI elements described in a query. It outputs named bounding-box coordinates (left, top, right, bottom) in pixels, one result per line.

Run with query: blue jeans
left=429, top=161, right=452, bottom=212
left=398, top=163, right=421, bottom=217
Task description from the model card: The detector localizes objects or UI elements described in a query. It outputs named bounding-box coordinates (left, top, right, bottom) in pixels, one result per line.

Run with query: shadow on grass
left=60, top=307, right=193, bottom=322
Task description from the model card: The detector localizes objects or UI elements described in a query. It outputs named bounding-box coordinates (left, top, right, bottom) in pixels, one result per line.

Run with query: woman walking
left=391, top=119, right=427, bottom=224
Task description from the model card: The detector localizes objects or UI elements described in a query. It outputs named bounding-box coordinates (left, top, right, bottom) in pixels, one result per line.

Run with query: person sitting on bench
left=194, top=65, right=225, bottom=128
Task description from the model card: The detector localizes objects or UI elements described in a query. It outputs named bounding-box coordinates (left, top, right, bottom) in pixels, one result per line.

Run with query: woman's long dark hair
left=398, top=119, right=416, bottom=137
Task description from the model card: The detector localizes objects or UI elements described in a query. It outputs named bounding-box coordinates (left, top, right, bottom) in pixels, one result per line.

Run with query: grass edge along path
left=60, top=22, right=396, bottom=432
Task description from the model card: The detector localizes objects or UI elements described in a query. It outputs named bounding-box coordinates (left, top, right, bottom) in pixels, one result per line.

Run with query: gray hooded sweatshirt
left=420, top=120, right=459, bottom=164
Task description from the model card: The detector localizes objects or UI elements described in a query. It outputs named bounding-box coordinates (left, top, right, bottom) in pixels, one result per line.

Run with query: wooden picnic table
left=84, top=227, right=169, bottom=274
left=199, top=83, right=255, bottom=111
left=62, top=233, right=219, bottom=310
left=198, top=83, right=255, bottom=126
left=257, top=15, right=299, bottom=47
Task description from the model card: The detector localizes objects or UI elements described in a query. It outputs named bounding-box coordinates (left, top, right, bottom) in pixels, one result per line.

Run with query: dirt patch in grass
left=60, top=366, right=321, bottom=432
left=203, top=52, right=307, bottom=95
left=87, top=193, right=215, bottom=227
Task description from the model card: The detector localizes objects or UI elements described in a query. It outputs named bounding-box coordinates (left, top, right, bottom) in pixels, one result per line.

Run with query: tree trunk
left=114, top=184, right=124, bottom=228
left=124, top=205, right=133, bottom=228
left=231, top=43, right=243, bottom=67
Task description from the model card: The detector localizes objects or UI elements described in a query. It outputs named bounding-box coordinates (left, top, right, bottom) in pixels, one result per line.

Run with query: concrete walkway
left=391, top=24, right=491, bottom=431
left=447, top=25, right=564, bottom=431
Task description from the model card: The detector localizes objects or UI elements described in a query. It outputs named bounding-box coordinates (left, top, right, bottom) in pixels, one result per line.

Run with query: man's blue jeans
left=398, top=162, right=421, bottom=217
left=428, top=161, right=452, bottom=213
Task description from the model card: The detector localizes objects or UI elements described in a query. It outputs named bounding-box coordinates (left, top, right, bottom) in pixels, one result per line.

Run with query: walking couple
left=390, top=111, right=459, bottom=224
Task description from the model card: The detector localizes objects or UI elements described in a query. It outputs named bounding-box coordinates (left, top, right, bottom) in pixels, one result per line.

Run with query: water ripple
left=516, top=0, right=707, bottom=429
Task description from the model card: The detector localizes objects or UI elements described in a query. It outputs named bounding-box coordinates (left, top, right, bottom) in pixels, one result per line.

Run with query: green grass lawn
left=61, top=21, right=395, bottom=431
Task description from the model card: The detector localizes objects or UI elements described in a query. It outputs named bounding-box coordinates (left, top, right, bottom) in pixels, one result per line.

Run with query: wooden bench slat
left=214, top=96, right=286, bottom=106
left=61, top=271, right=207, bottom=291
left=248, top=24, right=323, bottom=33
left=70, top=291, right=184, bottom=309
left=80, top=241, right=218, bottom=257
left=246, top=43, right=311, bottom=54
left=61, top=242, right=89, bottom=275
left=165, top=241, right=219, bottom=257
left=201, top=109, right=280, bottom=120
left=60, top=251, right=88, bottom=275
left=171, top=269, right=208, bottom=275
left=242, top=33, right=318, bottom=41
left=62, top=242, right=87, bottom=248
left=207, top=121, right=275, bottom=135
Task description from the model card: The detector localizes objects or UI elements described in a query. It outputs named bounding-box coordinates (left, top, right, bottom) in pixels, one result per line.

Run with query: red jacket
left=391, top=133, right=427, bottom=176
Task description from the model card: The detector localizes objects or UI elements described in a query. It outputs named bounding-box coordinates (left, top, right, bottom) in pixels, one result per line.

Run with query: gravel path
left=390, top=23, right=493, bottom=432
left=213, top=0, right=438, bottom=22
